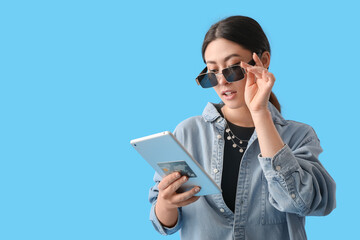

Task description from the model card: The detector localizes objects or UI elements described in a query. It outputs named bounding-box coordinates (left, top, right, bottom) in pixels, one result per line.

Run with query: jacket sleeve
left=148, top=128, right=184, bottom=235
left=258, top=126, right=336, bottom=216
left=148, top=172, right=183, bottom=235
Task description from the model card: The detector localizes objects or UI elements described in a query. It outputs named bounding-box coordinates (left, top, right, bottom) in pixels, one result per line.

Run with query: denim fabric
left=148, top=102, right=336, bottom=240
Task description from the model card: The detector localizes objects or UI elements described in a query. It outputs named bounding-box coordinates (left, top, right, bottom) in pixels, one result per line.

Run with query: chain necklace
left=222, top=108, right=249, bottom=153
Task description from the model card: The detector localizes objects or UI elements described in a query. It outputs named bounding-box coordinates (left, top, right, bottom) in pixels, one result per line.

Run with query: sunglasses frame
left=195, top=59, right=257, bottom=88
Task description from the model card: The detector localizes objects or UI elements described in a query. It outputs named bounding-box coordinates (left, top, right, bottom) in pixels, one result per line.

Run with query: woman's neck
left=221, top=105, right=255, bottom=127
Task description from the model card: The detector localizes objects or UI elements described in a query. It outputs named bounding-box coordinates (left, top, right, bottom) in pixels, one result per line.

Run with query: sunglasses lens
left=197, top=65, right=248, bottom=88
left=223, top=66, right=245, bottom=82
left=198, top=73, right=218, bottom=88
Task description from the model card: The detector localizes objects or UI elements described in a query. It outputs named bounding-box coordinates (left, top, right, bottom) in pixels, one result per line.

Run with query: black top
left=217, top=106, right=255, bottom=213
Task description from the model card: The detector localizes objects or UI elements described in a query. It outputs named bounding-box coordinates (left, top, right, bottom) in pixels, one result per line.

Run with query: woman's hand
left=240, top=52, right=276, bottom=114
left=155, top=172, right=200, bottom=227
left=157, top=172, right=200, bottom=210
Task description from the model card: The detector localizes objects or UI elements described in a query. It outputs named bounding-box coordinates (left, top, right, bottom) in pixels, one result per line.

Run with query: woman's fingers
left=268, top=72, right=276, bottom=83
left=172, top=187, right=201, bottom=206
left=261, top=71, right=276, bottom=84
left=240, top=61, right=252, bottom=69
left=159, top=174, right=201, bottom=208
left=262, top=70, right=268, bottom=82
left=158, top=172, right=182, bottom=191
left=246, top=66, right=266, bottom=75
left=246, top=71, right=256, bottom=87
left=253, top=52, right=264, bottom=67
left=241, top=52, right=263, bottom=70
left=162, top=175, right=189, bottom=196
left=242, top=52, right=265, bottom=80
left=177, top=196, right=201, bottom=207
left=245, top=66, right=275, bottom=85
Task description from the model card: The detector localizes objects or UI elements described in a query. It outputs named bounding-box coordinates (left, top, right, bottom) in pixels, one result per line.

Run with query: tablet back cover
left=130, top=131, right=221, bottom=196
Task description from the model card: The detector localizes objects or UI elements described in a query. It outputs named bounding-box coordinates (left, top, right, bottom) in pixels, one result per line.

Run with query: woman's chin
left=222, top=100, right=247, bottom=110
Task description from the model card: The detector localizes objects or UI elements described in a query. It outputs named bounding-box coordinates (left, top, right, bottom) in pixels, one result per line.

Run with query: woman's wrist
left=250, top=107, right=284, bottom=158
left=155, top=201, right=179, bottom=228
left=250, top=108, right=271, bottom=121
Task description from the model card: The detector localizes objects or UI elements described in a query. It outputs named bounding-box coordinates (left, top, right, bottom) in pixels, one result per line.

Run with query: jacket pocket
left=261, top=173, right=287, bottom=224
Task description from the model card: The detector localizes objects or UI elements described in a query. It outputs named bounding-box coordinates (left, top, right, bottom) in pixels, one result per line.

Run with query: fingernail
left=175, top=172, right=181, bottom=178
left=183, top=176, right=188, bottom=181
left=195, top=187, right=200, bottom=192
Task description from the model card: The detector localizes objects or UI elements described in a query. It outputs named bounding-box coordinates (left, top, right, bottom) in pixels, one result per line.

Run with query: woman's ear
left=261, top=51, right=271, bottom=69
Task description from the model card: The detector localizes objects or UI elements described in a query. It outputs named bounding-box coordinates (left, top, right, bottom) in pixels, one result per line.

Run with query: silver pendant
left=232, top=143, right=237, bottom=148
left=227, top=136, right=231, bottom=140
left=239, top=148, right=244, bottom=153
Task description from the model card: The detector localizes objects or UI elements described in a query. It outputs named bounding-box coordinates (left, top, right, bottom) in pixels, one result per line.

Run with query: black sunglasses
left=195, top=59, right=256, bottom=88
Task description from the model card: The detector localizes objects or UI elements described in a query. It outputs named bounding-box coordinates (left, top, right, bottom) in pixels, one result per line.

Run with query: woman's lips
left=222, top=90, right=237, bottom=100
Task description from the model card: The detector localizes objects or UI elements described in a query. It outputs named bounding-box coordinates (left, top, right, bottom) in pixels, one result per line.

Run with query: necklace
left=222, top=108, right=249, bottom=153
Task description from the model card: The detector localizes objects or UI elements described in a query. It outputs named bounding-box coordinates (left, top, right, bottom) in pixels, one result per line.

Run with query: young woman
left=148, top=16, right=336, bottom=240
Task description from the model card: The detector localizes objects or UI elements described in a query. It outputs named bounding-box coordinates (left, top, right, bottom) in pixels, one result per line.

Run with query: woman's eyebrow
left=206, top=54, right=242, bottom=64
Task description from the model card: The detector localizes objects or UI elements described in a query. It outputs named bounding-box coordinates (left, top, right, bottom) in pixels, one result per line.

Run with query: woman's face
left=204, top=38, right=253, bottom=110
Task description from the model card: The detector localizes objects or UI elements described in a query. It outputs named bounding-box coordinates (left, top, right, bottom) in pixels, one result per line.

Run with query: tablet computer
left=130, top=131, right=221, bottom=196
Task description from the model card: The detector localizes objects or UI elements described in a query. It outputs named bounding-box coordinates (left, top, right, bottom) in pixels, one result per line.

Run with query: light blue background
left=1, top=0, right=359, bottom=239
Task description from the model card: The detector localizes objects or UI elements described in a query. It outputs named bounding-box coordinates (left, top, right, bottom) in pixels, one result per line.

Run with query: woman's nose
left=216, top=72, right=228, bottom=85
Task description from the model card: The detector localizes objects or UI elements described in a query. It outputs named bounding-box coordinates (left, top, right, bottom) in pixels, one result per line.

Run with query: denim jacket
left=149, top=102, right=336, bottom=240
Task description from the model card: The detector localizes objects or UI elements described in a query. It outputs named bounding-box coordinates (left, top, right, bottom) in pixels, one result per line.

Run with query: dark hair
left=202, top=16, right=281, bottom=113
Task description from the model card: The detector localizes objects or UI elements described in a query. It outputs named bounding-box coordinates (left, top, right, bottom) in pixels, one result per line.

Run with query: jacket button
left=213, top=169, right=219, bottom=174
left=275, top=166, right=281, bottom=171
left=291, top=193, right=296, bottom=199
left=217, top=135, right=222, bottom=139
left=220, top=208, right=225, bottom=213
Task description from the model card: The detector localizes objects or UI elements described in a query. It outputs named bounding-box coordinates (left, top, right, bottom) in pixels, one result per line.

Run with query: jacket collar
left=202, top=101, right=287, bottom=126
